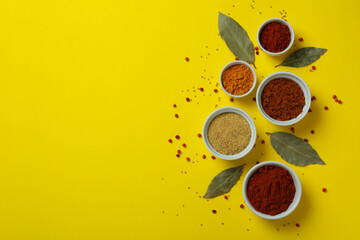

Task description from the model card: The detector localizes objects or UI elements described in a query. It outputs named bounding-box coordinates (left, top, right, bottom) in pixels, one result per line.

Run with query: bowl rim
left=242, top=161, right=302, bottom=220
left=219, top=60, right=257, bottom=98
left=202, top=106, right=256, bottom=160
left=257, top=18, right=295, bottom=55
left=256, top=71, right=311, bottom=126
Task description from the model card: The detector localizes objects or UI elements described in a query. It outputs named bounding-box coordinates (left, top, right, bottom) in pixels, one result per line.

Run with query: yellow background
left=0, top=0, right=359, bottom=239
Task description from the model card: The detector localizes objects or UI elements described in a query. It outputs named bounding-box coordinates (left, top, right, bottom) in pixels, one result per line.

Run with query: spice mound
left=221, top=64, right=254, bottom=96
left=260, top=22, right=291, bottom=53
left=261, top=78, right=305, bottom=121
left=247, top=165, right=296, bottom=216
left=207, top=112, right=251, bottom=155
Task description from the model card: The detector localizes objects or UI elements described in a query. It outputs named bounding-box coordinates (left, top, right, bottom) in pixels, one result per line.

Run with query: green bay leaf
left=275, top=47, right=327, bottom=68
left=203, top=165, right=244, bottom=199
left=270, top=132, right=325, bottom=166
left=218, top=12, right=255, bottom=64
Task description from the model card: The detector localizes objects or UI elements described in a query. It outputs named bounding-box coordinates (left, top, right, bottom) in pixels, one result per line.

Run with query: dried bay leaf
left=275, top=47, right=327, bottom=68
left=218, top=12, right=255, bottom=64
left=203, top=165, right=244, bottom=198
left=269, top=132, right=325, bottom=166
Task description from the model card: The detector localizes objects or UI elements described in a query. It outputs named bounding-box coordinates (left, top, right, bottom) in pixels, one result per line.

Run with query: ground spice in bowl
left=207, top=112, right=251, bottom=155
left=260, top=22, right=291, bottom=53
left=221, top=64, right=254, bottom=96
left=247, top=165, right=296, bottom=216
left=261, top=78, right=305, bottom=121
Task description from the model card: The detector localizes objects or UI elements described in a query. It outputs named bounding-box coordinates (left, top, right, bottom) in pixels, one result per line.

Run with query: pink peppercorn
left=299, top=38, right=303, bottom=41
left=322, top=188, right=327, bottom=192
left=235, top=57, right=239, bottom=60
left=214, top=89, right=218, bottom=93
left=261, top=140, right=265, bottom=144
left=186, top=97, right=190, bottom=102
left=230, top=98, right=233, bottom=102
left=173, top=104, right=177, bottom=108
left=324, top=106, right=329, bottom=110
left=186, top=157, right=190, bottom=161
left=182, top=143, right=186, bottom=148
left=175, top=114, right=179, bottom=118
left=177, top=150, right=182, bottom=154
left=308, top=108, right=312, bottom=112
left=202, top=155, right=206, bottom=159
left=212, top=210, right=217, bottom=214
left=290, top=127, right=295, bottom=133
left=240, top=204, right=244, bottom=209
left=333, top=95, right=337, bottom=99
left=311, top=130, right=315, bottom=134
left=338, top=100, right=342, bottom=104
left=252, top=97, right=256, bottom=102
left=168, top=139, right=173, bottom=143
left=255, top=46, right=259, bottom=50
left=256, top=51, right=259, bottom=55
left=197, top=133, right=202, bottom=138
left=304, top=139, right=308, bottom=143
left=224, top=195, right=228, bottom=200
left=185, top=57, right=189, bottom=62
left=200, top=88, right=204, bottom=92
left=296, top=223, right=300, bottom=227
left=312, top=66, right=316, bottom=70
left=211, top=156, right=216, bottom=159
left=175, top=135, right=180, bottom=139
left=176, top=154, right=180, bottom=158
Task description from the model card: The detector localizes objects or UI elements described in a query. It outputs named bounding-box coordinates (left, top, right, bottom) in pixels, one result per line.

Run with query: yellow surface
left=0, top=0, right=359, bottom=239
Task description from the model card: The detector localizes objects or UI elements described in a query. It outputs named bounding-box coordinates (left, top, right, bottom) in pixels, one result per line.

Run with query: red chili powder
left=260, top=22, right=291, bottom=52
left=247, top=165, right=296, bottom=216
left=261, top=78, right=305, bottom=121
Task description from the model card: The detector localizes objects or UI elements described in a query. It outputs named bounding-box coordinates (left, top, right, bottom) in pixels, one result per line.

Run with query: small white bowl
left=202, top=107, right=256, bottom=160
left=242, top=161, right=302, bottom=220
left=257, top=18, right=294, bottom=55
left=256, top=72, right=311, bottom=126
left=219, top=60, right=257, bottom=98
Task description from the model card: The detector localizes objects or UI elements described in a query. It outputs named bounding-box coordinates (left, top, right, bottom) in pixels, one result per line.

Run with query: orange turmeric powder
left=221, top=64, right=254, bottom=95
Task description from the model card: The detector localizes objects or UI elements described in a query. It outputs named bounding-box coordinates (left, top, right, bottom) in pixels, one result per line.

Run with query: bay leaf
left=203, top=165, right=244, bottom=198
left=269, top=132, right=325, bottom=166
left=218, top=12, right=255, bottom=64
left=275, top=47, right=327, bottom=68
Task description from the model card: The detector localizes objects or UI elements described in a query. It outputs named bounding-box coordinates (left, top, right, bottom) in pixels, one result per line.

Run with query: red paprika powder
left=247, top=165, right=296, bottom=216
left=260, top=22, right=291, bottom=52
left=261, top=78, right=305, bottom=121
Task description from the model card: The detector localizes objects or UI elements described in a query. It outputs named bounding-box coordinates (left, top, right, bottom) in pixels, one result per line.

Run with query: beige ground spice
left=208, top=112, right=251, bottom=155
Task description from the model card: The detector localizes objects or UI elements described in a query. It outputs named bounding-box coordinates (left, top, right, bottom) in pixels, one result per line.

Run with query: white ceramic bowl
left=256, top=72, right=311, bottom=126
left=242, top=161, right=302, bottom=220
left=219, top=60, right=257, bottom=98
left=257, top=18, right=294, bottom=55
left=202, top=107, right=256, bottom=160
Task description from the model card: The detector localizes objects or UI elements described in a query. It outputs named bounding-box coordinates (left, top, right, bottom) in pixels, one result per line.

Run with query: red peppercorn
left=212, top=210, right=217, bottom=214
left=240, top=204, right=245, bottom=209
left=186, top=157, right=190, bottom=161
left=290, top=127, right=295, bottom=133
left=261, top=140, right=265, bottom=144
left=175, top=135, right=180, bottom=139
left=311, top=96, right=316, bottom=101
left=308, top=108, right=312, bottom=112
left=311, top=130, right=315, bottom=134
left=186, top=97, right=190, bottom=102
left=256, top=51, right=259, bottom=55
left=224, top=195, right=228, bottom=200
left=197, top=133, right=202, bottom=138
left=335, top=99, right=338, bottom=102
left=296, top=223, right=300, bottom=227
left=256, top=161, right=260, bottom=164
left=310, top=69, right=313, bottom=72
left=176, top=154, right=180, bottom=158
left=255, top=46, right=259, bottom=50
left=299, top=38, right=303, bottom=41
left=211, top=156, right=216, bottom=159
left=168, top=139, right=173, bottom=143
left=235, top=57, right=239, bottom=60
left=338, top=100, right=342, bottom=104
left=304, top=139, right=308, bottom=143
left=324, top=106, right=329, bottom=110
left=175, top=114, right=179, bottom=118
left=173, top=104, right=177, bottom=108
left=185, top=57, right=189, bottom=62
left=252, top=97, right=256, bottom=102
left=322, top=188, right=327, bottom=192
left=177, top=150, right=182, bottom=154
left=202, top=154, right=206, bottom=159
left=333, top=95, right=337, bottom=99
left=214, top=89, right=218, bottom=93
left=199, top=88, right=204, bottom=92
left=312, top=66, right=316, bottom=70
left=230, top=98, right=233, bottom=102
left=182, top=143, right=186, bottom=148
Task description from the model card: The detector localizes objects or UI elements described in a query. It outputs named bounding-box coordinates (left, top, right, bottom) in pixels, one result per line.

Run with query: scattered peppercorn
left=311, top=130, right=315, bottom=134
left=182, top=143, right=186, bottom=148
left=200, top=88, right=204, bottom=92
left=324, top=106, right=329, bottom=110
left=308, top=108, right=312, bottom=112
left=211, top=156, right=216, bottom=159
left=168, top=139, right=173, bottom=143
left=202, top=154, right=206, bottom=159
left=185, top=57, right=189, bottom=62
left=176, top=154, right=180, bottom=158
left=240, top=204, right=245, bottom=209
left=235, top=57, right=239, bottom=60
left=299, top=38, right=303, bottom=41
left=224, top=195, right=228, bottom=200
left=175, top=114, right=179, bottom=118
left=255, top=46, right=259, bottom=50
left=312, top=66, right=316, bottom=70
left=296, top=223, right=300, bottom=227
left=310, top=69, right=313, bottom=72
left=311, top=96, right=316, bottom=101
left=177, top=150, right=182, bottom=154
left=197, top=133, right=202, bottom=138
left=175, top=135, right=180, bottom=139
left=261, top=140, right=265, bottom=144
left=230, top=98, right=233, bottom=102
left=333, top=95, right=337, bottom=99
left=290, top=127, right=295, bottom=133
left=322, top=188, right=327, bottom=192
left=186, top=97, right=190, bottom=102
left=214, top=89, right=218, bottom=93
left=186, top=157, right=190, bottom=161
left=256, top=161, right=260, bottom=164
left=212, top=210, right=217, bottom=214
left=256, top=51, right=259, bottom=55
left=338, top=100, right=342, bottom=104
left=173, top=104, right=177, bottom=108
left=252, top=97, right=256, bottom=102
left=304, top=139, right=308, bottom=143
